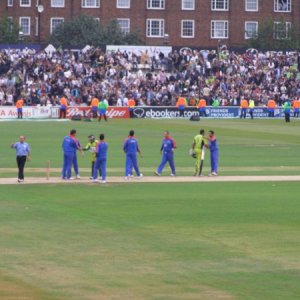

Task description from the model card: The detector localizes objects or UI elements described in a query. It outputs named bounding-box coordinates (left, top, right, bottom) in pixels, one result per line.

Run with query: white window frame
left=245, top=0, right=258, bottom=11
left=51, top=0, right=65, bottom=8
left=182, top=0, right=195, bottom=10
left=274, top=0, right=291, bottom=12
left=274, top=21, right=291, bottom=39
left=117, top=0, right=130, bottom=8
left=8, top=0, right=14, bottom=7
left=181, top=20, right=195, bottom=38
left=245, top=21, right=258, bottom=39
left=117, top=18, right=130, bottom=34
left=19, top=17, right=30, bottom=35
left=211, top=20, right=228, bottom=39
left=20, top=0, right=31, bottom=7
left=50, top=17, right=64, bottom=34
left=81, top=0, right=100, bottom=8
left=146, top=19, right=165, bottom=37
left=147, top=0, right=165, bottom=10
left=211, top=0, right=229, bottom=11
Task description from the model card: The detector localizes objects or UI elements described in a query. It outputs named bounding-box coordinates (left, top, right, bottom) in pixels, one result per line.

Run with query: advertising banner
left=0, top=106, right=52, bottom=119
left=131, top=106, right=286, bottom=119
left=65, top=106, right=129, bottom=119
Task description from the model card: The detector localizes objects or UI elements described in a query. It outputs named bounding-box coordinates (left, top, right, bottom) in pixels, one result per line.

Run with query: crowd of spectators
left=0, top=46, right=300, bottom=107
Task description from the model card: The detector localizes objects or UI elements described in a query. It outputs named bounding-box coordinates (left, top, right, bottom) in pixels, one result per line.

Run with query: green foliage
left=49, top=15, right=142, bottom=47
left=0, top=16, right=20, bottom=43
left=246, top=17, right=300, bottom=50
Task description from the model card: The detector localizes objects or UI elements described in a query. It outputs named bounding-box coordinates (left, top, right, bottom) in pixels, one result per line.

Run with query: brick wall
left=0, top=0, right=298, bottom=47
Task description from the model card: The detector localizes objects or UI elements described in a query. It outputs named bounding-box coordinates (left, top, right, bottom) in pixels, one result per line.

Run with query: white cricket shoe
left=101, top=180, right=106, bottom=184
left=76, top=175, right=81, bottom=179
left=124, top=176, right=129, bottom=180
left=170, top=173, right=176, bottom=177
left=154, top=171, right=161, bottom=176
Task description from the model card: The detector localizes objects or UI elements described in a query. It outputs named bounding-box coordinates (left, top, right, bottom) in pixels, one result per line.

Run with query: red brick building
left=0, top=0, right=299, bottom=47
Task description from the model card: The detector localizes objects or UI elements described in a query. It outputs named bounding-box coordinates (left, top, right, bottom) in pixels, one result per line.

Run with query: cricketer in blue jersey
left=62, top=129, right=81, bottom=180
left=155, top=131, right=176, bottom=176
left=93, top=133, right=108, bottom=183
left=123, top=130, right=142, bottom=179
left=208, top=130, right=219, bottom=176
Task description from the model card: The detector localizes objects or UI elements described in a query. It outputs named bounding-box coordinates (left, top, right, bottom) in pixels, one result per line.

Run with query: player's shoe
left=154, top=171, right=161, bottom=176
left=76, top=175, right=81, bottom=179
left=208, top=173, right=213, bottom=177
left=18, top=179, right=24, bottom=183
left=124, top=176, right=129, bottom=180
left=89, top=176, right=93, bottom=180
left=129, top=174, right=134, bottom=177
left=170, top=173, right=176, bottom=177
left=138, top=173, right=143, bottom=178
left=211, top=172, right=218, bottom=176
left=101, top=180, right=106, bottom=184
left=68, top=177, right=74, bottom=180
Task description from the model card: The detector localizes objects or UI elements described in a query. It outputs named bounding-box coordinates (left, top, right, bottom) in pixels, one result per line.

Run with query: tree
left=246, top=17, right=300, bottom=50
left=49, top=15, right=142, bottom=47
left=0, top=16, right=20, bottom=43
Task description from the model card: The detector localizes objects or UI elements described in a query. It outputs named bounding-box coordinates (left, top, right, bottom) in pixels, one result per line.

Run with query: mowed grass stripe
left=1, top=182, right=300, bottom=299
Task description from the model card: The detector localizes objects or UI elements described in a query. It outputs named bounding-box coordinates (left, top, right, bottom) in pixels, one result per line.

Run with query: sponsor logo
left=133, top=108, right=145, bottom=118
left=66, top=107, right=129, bottom=119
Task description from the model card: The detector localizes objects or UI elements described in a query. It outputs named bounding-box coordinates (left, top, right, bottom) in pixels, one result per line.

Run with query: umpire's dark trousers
left=17, top=156, right=27, bottom=179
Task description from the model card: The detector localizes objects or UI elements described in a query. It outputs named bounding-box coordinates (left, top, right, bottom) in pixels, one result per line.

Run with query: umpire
left=11, top=135, right=31, bottom=183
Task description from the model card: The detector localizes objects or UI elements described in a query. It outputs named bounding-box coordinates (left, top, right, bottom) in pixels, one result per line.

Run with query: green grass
left=1, top=118, right=300, bottom=299
left=1, top=118, right=300, bottom=176
left=1, top=182, right=300, bottom=299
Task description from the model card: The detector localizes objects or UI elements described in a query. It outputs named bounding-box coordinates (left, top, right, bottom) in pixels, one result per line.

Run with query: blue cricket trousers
left=157, top=152, right=176, bottom=175
left=210, top=150, right=219, bottom=173
left=94, top=159, right=107, bottom=181
left=125, top=153, right=140, bottom=176
left=73, top=153, right=79, bottom=175
left=62, top=152, right=74, bottom=179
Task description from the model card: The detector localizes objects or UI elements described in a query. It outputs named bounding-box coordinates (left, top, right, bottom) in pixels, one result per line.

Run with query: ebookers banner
left=131, top=106, right=285, bottom=118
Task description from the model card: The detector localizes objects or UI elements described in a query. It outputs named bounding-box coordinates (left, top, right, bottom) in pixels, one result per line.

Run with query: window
left=51, top=0, right=65, bottom=7
left=7, top=17, right=14, bottom=31
left=274, top=0, right=291, bottom=12
left=211, top=20, right=228, bottom=38
left=211, top=0, right=228, bottom=10
left=245, top=0, right=258, bottom=11
left=51, top=18, right=64, bottom=33
left=147, top=0, right=165, bottom=9
left=117, top=19, right=130, bottom=33
left=146, top=19, right=164, bottom=37
left=245, top=21, right=258, bottom=39
left=117, top=0, right=130, bottom=8
left=20, top=0, right=30, bottom=7
left=8, top=0, right=13, bottom=6
left=82, top=0, right=100, bottom=8
left=35, top=17, right=38, bottom=36
left=182, top=0, right=195, bottom=10
left=181, top=20, right=195, bottom=38
left=19, top=17, right=30, bottom=35
left=274, top=22, right=291, bottom=39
